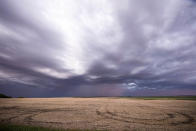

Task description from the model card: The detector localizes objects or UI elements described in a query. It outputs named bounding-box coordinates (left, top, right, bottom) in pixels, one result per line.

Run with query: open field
left=124, top=96, right=196, bottom=100
left=0, top=124, right=97, bottom=131
left=0, top=98, right=196, bottom=131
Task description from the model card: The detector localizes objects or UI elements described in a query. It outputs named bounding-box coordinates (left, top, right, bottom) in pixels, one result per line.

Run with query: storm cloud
left=0, top=0, right=196, bottom=97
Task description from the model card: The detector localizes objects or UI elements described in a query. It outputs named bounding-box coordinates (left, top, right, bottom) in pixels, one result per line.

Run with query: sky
left=0, top=0, right=196, bottom=97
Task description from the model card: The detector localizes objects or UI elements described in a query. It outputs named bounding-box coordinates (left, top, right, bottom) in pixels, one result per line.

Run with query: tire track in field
left=23, top=108, right=78, bottom=125
left=96, top=103, right=194, bottom=126
left=0, top=106, right=77, bottom=125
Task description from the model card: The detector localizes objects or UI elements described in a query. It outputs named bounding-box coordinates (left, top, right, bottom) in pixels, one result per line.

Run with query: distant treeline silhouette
left=0, top=93, right=12, bottom=98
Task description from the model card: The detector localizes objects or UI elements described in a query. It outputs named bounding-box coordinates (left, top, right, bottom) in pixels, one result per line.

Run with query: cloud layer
left=0, top=0, right=196, bottom=97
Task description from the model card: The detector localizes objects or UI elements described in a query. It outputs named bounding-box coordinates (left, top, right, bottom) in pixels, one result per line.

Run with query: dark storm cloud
left=84, top=0, right=196, bottom=95
left=0, top=0, right=196, bottom=97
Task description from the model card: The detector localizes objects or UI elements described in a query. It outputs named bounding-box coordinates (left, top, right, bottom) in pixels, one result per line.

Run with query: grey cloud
left=84, top=0, right=196, bottom=92
left=0, top=0, right=196, bottom=97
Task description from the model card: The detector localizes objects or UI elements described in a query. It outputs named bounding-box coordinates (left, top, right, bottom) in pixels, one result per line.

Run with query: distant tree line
left=0, top=93, right=12, bottom=98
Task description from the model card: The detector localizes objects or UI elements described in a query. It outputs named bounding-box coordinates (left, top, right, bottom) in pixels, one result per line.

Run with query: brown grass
left=0, top=97, right=196, bottom=131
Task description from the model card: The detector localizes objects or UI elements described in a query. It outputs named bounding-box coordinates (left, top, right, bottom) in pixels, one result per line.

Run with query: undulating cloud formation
left=0, top=0, right=196, bottom=97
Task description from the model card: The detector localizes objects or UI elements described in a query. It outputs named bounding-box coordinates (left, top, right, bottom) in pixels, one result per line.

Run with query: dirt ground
left=0, top=98, right=196, bottom=131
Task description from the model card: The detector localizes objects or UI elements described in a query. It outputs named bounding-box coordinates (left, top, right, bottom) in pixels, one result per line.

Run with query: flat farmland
left=0, top=98, right=196, bottom=131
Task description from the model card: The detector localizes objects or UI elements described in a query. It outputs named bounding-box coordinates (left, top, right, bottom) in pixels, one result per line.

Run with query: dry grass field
left=0, top=98, right=196, bottom=131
